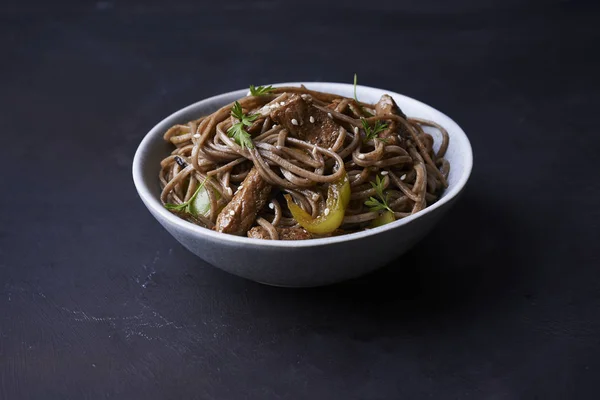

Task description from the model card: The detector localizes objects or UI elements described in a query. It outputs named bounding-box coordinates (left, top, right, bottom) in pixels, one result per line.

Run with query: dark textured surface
left=1, top=0, right=599, bottom=398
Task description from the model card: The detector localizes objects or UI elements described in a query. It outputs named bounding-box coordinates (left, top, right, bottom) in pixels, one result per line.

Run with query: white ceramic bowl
left=132, top=82, right=473, bottom=287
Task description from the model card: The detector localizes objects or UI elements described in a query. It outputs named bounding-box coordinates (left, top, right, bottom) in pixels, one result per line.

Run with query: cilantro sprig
left=364, top=175, right=393, bottom=213
left=249, top=85, right=275, bottom=96
left=227, top=101, right=258, bottom=150
left=361, top=118, right=388, bottom=143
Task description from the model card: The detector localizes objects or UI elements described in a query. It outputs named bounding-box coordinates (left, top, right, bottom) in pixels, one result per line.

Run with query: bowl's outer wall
left=134, top=83, right=472, bottom=286
left=143, top=195, right=455, bottom=286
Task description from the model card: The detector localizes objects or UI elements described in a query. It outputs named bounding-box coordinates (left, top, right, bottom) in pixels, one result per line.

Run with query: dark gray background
left=1, top=0, right=599, bottom=398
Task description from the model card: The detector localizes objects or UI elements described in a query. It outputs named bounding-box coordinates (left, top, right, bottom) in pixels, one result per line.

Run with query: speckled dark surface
left=1, top=0, right=599, bottom=398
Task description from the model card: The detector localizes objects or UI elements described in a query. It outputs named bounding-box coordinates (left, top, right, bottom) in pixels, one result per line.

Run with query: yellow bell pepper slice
left=284, top=174, right=351, bottom=235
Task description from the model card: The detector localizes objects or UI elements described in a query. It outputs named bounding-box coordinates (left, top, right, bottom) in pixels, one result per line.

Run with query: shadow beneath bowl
left=239, top=190, right=536, bottom=336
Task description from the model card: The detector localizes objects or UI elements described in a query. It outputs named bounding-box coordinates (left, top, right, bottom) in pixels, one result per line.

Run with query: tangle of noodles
left=159, top=85, right=450, bottom=240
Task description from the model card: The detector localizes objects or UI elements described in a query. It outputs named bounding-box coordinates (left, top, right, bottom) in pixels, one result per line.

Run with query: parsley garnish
left=249, top=85, right=275, bottom=96
left=164, top=178, right=207, bottom=216
left=364, top=175, right=393, bottom=213
left=230, top=101, right=259, bottom=126
left=227, top=101, right=258, bottom=150
left=361, top=118, right=388, bottom=143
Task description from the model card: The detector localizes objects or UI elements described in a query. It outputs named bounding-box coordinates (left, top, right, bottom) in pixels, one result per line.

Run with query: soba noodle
left=159, top=84, right=450, bottom=240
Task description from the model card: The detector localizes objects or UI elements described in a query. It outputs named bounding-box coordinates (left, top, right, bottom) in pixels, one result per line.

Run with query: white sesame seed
left=309, top=116, right=315, bottom=123
left=353, top=126, right=359, bottom=134
left=238, top=185, right=243, bottom=190
left=291, top=118, right=299, bottom=126
left=280, top=102, right=285, bottom=106
left=229, top=210, right=235, bottom=216
left=193, top=133, right=201, bottom=138
left=327, top=112, right=333, bottom=119
left=358, top=154, right=365, bottom=160
left=268, top=203, right=274, bottom=210
left=272, top=124, right=277, bottom=129
left=381, top=171, right=389, bottom=176
left=400, top=174, right=407, bottom=180
left=324, top=208, right=330, bottom=216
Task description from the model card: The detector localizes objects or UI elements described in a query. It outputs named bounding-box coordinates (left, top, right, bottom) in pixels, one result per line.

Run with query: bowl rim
left=132, top=82, right=473, bottom=248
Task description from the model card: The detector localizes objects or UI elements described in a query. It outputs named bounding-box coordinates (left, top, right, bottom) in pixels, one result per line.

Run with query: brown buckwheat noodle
left=159, top=86, right=450, bottom=240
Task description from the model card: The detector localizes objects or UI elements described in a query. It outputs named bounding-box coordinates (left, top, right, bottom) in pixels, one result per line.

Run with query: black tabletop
left=2, top=0, right=599, bottom=398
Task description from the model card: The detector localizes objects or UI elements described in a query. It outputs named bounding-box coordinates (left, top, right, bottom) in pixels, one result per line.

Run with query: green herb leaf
left=353, top=74, right=374, bottom=117
left=230, top=101, right=244, bottom=123
left=227, top=123, right=254, bottom=150
left=249, top=85, right=275, bottom=96
left=227, top=101, right=257, bottom=149
left=353, top=74, right=359, bottom=104
left=230, top=101, right=259, bottom=126
left=372, top=175, right=386, bottom=199
left=365, top=197, right=387, bottom=212
left=365, top=175, right=393, bottom=213
left=361, top=118, right=388, bottom=143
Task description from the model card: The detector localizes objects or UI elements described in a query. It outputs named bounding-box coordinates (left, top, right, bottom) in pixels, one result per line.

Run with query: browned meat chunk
left=215, top=168, right=272, bottom=235
left=375, top=94, right=407, bottom=119
left=247, top=226, right=313, bottom=240
left=375, top=95, right=409, bottom=145
left=270, top=94, right=341, bottom=149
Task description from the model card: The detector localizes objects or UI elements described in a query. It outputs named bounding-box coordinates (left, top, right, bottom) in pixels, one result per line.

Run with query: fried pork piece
left=270, top=94, right=341, bottom=149
left=374, top=94, right=409, bottom=144
left=375, top=94, right=406, bottom=119
left=215, top=168, right=272, bottom=235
